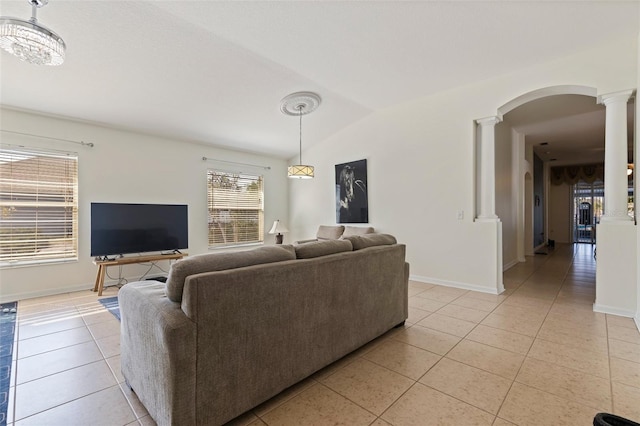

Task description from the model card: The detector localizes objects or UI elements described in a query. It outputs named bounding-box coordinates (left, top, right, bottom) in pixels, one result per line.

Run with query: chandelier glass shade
left=0, top=0, right=65, bottom=66
left=280, top=92, right=321, bottom=179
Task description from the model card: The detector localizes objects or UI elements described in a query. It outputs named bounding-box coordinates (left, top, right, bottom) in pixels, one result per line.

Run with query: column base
left=595, top=221, right=637, bottom=315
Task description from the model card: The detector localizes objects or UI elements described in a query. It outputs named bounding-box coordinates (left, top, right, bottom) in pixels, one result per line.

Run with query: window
left=571, top=180, right=603, bottom=244
left=0, top=146, right=78, bottom=266
left=207, top=170, right=264, bottom=247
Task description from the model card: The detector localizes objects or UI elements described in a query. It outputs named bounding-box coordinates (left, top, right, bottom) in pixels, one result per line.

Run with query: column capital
left=476, top=116, right=502, bottom=127
left=597, top=89, right=634, bottom=106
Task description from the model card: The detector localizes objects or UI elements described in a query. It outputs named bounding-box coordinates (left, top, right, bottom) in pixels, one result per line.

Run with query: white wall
left=549, top=183, right=572, bottom=243
left=495, top=120, right=517, bottom=269
left=290, top=34, right=637, bottom=293
left=0, top=108, right=290, bottom=302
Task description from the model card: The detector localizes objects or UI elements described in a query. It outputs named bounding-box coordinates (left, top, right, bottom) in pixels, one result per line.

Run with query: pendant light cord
left=298, top=105, right=303, bottom=164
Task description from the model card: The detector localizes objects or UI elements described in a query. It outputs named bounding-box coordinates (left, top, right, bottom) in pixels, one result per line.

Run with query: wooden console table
left=93, top=253, right=186, bottom=296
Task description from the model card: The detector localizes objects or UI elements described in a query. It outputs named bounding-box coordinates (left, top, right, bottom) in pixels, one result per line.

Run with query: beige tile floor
left=5, top=243, right=640, bottom=425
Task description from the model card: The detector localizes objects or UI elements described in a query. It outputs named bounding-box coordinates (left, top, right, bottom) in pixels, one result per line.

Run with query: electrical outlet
left=457, top=210, right=464, bottom=220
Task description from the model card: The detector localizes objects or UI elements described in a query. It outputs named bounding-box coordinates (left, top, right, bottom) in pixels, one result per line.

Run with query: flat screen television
left=91, top=203, right=188, bottom=257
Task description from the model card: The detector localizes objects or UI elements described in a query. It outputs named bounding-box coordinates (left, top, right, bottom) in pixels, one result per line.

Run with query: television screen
left=91, top=203, right=188, bottom=257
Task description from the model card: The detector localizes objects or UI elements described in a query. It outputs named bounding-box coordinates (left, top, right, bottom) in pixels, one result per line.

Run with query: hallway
left=504, top=243, right=598, bottom=307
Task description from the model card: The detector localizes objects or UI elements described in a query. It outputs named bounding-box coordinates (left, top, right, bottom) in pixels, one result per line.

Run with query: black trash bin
left=594, top=413, right=640, bottom=426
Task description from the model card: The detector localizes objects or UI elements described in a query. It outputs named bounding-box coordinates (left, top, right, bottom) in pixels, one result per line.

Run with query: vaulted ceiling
left=1, top=1, right=638, bottom=159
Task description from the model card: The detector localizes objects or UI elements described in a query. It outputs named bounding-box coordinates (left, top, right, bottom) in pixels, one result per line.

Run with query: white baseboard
left=635, top=316, right=640, bottom=333
left=409, top=274, right=503, bottom=295
left=503, top=259, right=519, bottom=271
left=593, top=303, right=637, bottom=318
left=0, top=275, right=161, bottom=304
left=1, top=283, right=95, bottom=304
left=533, top=243, right=547, bottom=253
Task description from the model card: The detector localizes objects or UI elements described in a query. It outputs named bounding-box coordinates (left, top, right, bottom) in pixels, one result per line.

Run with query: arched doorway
left=497, top=85, right=602, bottom=261
left=491, top=85, right=637, bottom=316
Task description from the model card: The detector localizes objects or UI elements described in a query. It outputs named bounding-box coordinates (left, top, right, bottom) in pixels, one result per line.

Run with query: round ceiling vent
left=280, top=92, right=322, bottom=116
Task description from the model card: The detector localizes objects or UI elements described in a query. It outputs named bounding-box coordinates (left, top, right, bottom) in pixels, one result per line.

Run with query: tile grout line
left=9, top=301, right=21, bottom=426
left=11, top=298, right=130, bottom=424
left=394, top=287, right=516, bottom=421
left=491, top=245, right=572, bottom=420
left=504, top=246, right=608, bottom=415
left=606, top=313, right=616, bottom=414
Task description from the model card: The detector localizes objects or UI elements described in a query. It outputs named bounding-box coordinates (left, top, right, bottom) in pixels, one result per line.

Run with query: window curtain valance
left=550, top=163, right=604, bottom=186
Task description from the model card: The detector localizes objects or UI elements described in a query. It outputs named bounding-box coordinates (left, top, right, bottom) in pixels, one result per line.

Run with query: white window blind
left=0, top=146, right=78, bottom=266
left=207, top=170, right=264, bottom=247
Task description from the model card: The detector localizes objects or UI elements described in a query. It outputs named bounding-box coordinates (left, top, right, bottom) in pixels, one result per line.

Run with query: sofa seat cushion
left=342, top=226, right=375, bottom=237
left=316, top=225, right=345, bottom=240
left=165, top=245, right=296, bottom=302
left=344, top=233, right=397, bottom=250
left=294, top=239, right=353, bottom=259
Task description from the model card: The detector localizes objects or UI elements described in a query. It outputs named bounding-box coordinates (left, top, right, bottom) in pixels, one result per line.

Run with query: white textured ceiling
left=0, top=1, right=638, bottom=159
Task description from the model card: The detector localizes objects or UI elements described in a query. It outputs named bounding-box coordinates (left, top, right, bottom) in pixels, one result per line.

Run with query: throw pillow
left=342, top=226, right=375, bottom=237
left=295, top=239, right=353, bottom=259
left=344, top=234, right=397, bottom=250
left=316, top=225, right=345, bottom=240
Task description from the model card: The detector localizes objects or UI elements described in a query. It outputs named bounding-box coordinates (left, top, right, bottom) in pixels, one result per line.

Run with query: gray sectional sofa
left=118, top=233, right=409, bottom=426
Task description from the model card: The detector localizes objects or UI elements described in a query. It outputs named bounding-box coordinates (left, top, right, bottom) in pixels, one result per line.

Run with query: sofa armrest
left=119, top=281, right=197, bottom=426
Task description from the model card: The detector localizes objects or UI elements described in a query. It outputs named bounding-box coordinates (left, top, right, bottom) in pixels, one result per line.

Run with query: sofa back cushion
left=344, top=233, right=397, bottom=250
left=342, top=226, right=375, bottom=237
left=165, top=245, right=296, bottom=302
left=294, top=239, right=353, bottom=259
left=316, top=225, right=345, bottom=240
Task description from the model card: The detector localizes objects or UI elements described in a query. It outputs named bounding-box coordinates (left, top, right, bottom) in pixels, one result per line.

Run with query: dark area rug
left=98, top=297, right=121, bottom=322
left=0, top=301, right=17, bottom=426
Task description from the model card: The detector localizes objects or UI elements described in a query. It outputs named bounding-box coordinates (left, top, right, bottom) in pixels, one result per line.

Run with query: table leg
left=93, top=264, right=102, bottom=292
left=97, top=265, right=107, bottom=296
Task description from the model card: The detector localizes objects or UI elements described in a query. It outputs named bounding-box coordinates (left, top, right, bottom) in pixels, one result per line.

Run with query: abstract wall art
left=335, top=159, right=368, bottom=223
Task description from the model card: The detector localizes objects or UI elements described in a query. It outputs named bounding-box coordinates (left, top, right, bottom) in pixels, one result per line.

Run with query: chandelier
left=0, top=0, right=65, bottom=66
left=280, top=92, right=321, bottom=179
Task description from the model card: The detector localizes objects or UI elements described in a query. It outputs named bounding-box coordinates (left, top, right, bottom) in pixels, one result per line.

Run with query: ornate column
left=476, top=116, right=501, bottom=221
left=599, top=90, right=633, bottom=221
left=593, top=89, right=636, bottom=317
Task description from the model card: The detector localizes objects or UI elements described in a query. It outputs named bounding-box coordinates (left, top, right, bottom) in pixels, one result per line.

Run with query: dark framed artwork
left=335, top=159, right=368, bottom=223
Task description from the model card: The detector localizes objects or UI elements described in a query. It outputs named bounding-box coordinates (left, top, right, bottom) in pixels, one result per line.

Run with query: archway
left=497, top=85, right=601, bottom=263
left=498, top=85, right=597, bottom=117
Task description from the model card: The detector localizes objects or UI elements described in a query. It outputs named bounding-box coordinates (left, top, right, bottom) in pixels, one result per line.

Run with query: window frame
left=207, top=169, right=264, bottom=249
left=0, top=145, right=79, bottom=268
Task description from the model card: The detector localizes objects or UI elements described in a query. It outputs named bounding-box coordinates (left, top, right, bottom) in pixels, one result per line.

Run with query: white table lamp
left=268, top=220, right=289, bottom=244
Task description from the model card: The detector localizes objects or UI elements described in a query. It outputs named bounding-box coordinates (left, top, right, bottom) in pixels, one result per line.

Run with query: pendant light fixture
left=280, top=92, right=321, bottom=179
left=0, top=0, right=66, bottom=66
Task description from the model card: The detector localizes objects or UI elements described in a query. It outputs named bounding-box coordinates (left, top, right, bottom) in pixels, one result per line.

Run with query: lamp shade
left=288, top=165, right=314, bottom=179
left=268, top=220, right=289, bottom=234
